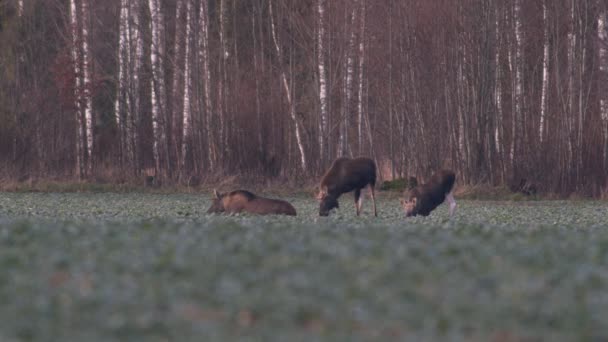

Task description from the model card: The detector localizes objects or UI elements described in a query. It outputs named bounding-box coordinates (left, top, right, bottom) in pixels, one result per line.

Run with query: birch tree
left=356, top=0, right=366, bottom=154
left=115, top=0, right=128, bottom=167
left=80, top=0, right=93, bottom=174
left=566, top=0, right=577, bottom=169
left=114, top=0, right=143, bottom=174
left=510, top=0, right=524, bottom=172
left=217, top=0, right=228, bottom=159
left=170, top=0, right=184, bottom=168
left=70, top=0, right=85, bottom=178
left=494, top=4, right=505, bottom=180
left=149, top=0, right=169, bottom=177
left=539, top=0, right=550, bottom=143
left=598, top=3, right=608, bottom=165
left=129, top=0, right=144, bottom=173
left=317, top=0, right=328, bottom=162
left=269, top=0, right=307, bottom=171
left=198, top=0, right=215, bottom=168
left=180, top=0, right=193, bottom=174
left=339, top=0, right=358, bottom=158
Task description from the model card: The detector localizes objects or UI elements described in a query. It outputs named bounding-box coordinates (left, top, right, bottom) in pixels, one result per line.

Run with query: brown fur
left=401, top=170, right=456, bottom=217
left=207, top=189, right=297, bottom=216
left=317, top=157, right=377, bottom=217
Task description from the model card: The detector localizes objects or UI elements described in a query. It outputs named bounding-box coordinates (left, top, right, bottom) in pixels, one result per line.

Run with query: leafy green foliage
left=0, top=192, right=607, bottom=340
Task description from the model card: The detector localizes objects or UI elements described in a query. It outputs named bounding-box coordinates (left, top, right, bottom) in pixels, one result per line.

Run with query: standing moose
left=400, top=169, right=456, bottom=217
left=316, top=157, right=377, bottom=217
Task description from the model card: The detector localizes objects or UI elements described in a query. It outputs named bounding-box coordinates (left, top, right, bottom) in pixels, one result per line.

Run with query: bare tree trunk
left=317, top=0, right=328, bottom=162
left=149, top=0, right=169, bottom=178
left=80, top=0, right=93, bottom=175
left=340, top=0, right=358, bottom=158
left=576, top=1, right=588, bottom=184
left=198, top=0, right=215, bottom=169
left=17, top=0, right=24, bottom=17
left=252, top=3, right=263, bottom=158
left=70, top=0, right=85, bottom=179
left=357, top=0, right=366, bottom=155
left=599, top=2, right=608, bottom=169
left=539, top=0, right=550, bottom=144
left=128, top=0, right=144, bottom=175
left=115, top=0, right=128, bottom=171
left=217, top=0, right=228, bottom=167
left=513, top=0, right=524, bottom=175
left=567, top=0, right=576, bottom=173
left=494, top=5, right=505, bottom=182
left=269, top=0, right=307, bottom=171
left=170, top=0, right=184, bottom=173
left=388, top=0, right=394, bottom=179
left=180, top=0, right=193, bottom=175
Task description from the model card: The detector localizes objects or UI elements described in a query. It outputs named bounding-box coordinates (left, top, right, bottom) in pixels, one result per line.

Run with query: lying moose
left=316, top=157, right=377, bottom=217
left=400, top=169, right=456, bottom=217
left=207, top=189, right=297, bottom=216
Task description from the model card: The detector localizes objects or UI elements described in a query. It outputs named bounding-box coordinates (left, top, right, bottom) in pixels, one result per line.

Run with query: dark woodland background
left=1, top=0, right=608, bottom=195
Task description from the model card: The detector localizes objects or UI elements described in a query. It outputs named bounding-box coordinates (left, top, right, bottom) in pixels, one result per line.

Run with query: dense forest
left=0, top=0, right=607, bottom=195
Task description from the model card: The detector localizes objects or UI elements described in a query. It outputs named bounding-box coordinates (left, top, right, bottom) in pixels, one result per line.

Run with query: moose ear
left=213, top=189, right=221, bottom=199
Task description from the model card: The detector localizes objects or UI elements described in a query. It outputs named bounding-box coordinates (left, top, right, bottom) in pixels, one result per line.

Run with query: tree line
left=0, top=0, right=607, bottom=195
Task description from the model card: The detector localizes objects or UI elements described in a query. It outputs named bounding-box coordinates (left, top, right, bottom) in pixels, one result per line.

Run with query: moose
left=207, top=189, right=297, bottom=216
left=400, top=169, right=456, bottom=217
left=316, top=157, right=377, bottom=217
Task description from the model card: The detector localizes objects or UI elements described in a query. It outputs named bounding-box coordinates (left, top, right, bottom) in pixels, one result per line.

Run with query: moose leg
left=370, top=184, right=377, bottom=217
left=446, top=192, right=457, bottom=217
left=354, top=189, right=361, bottom=216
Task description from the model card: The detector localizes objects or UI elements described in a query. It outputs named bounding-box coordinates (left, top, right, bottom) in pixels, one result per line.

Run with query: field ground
left=0, top=192, right=607, bottom=341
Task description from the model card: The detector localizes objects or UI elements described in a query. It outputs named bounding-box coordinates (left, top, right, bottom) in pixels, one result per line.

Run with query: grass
left=0, top=192, right=607, bottom=341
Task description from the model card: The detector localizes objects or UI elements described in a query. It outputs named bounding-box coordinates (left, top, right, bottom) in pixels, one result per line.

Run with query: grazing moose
left=400, top=169, right=456, bottom=217
left=317, top=157, right=377, bottom=217
left=207, top=190, right=297, bottom=216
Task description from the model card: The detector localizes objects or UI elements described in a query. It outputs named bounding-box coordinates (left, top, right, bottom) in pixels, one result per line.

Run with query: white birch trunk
left=513, top=0, right=523, bottom=167
left=81, top=0, right=93, bottom=174
left=356, top=0, right=366, bottom=154
left=170, top=0, right=184, bottom=169
left=198, top=0, right=215, bottom=168
left=129, top=0, right=144, bottom=171
left=149, top=0, right=161, bottom=172
left=599, top=8, right=608, bottom=166
left=457, top=61, right=466, bottom=164
left=340, top=1, right=358, bottom=157
left=114, top=0, right=130, bottom=170
left=599, top=7, right=608, bottom=118
left=567, top=0, right=576, bottom=163
left=149, top=0, right=168, bottom=176
left=269, top=0, right=307, bottom=170
left=495, top=7, right=503, bottom=156
left=180, top=0, right=193, bottom=173
left=70, top=0, right=85, bottom=178
left=317, top=0, right=328, bottom=160
left=601, top=10, right=608, bottom=117
left=115, top=0, right=127, bottom=128
left=539, top=0, right=549, bottom=143
left=217, top=0, right=228, bottom=157
left=17, top=0, right=24, bottom=17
